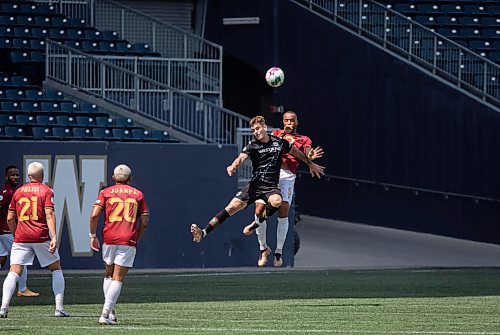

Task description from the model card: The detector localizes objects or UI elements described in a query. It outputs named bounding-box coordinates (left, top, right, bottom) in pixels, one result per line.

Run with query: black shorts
left=234, top=183, right=281, bottom=204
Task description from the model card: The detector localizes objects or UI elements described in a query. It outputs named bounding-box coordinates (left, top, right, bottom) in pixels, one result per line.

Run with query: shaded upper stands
left=0, top=0, right=160, bottom=80
left=383, top=1, right=500, bottom=63
left=0, top=72, right=176, bottom=142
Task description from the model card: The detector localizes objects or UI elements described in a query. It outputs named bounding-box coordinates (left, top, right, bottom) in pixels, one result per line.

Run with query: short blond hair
left=27, top=162, right=44, bottom=180
left=113, top=164, right=131, bottom=183
left=249, top=115, right=266, bottom=127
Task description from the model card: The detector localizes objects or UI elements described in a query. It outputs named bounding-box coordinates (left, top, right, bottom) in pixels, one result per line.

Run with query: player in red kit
left=0, top=165, right=39, bottom=297
left=0, top=162, right=69, bottom=318
left=247, top=111, right=324, bottom=267
left=89, top=164, right=149, bottom=325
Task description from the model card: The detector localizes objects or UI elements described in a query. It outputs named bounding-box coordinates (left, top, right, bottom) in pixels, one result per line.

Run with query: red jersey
left=8, top=181, right=54, bottom=243
left=94, top=184, right=149, bottom=246
left=272, top=129, right=313, bottom=174
left=0, top=183, right=15, bottom=235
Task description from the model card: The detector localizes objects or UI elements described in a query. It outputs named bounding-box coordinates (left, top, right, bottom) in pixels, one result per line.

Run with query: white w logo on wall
left=24, top=155, right=107, bottom=256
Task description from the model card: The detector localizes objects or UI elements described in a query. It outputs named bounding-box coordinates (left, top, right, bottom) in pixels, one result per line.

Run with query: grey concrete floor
left=294, top=215, right=500, bottom=269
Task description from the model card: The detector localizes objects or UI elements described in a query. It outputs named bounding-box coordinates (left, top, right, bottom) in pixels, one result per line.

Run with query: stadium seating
left=383, top=1, right=500, bottom=64
left=0, top=0, right=177, bottom=143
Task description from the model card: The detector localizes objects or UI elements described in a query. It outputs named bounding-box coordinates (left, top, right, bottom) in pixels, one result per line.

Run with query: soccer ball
left=265, top=67, right=285, bottom=87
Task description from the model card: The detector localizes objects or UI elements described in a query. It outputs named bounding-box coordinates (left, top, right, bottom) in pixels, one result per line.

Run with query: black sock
left=264, top=203, right=279, bottom=218
left=205, top=209, right=230, bottom=234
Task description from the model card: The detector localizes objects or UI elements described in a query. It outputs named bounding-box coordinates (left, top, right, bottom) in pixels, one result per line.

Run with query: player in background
left=0, top=165, right=39, bottom=297
left=0, top=162, right=69, bottom=318
left=247, top=111, right=324, bottom=267
left=191, top=116, right=325, bottom=262
left=89, top=164, right=149, bottom=325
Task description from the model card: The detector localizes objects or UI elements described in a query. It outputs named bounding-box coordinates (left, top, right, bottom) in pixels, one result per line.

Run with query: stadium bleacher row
left=382, top=1, right=500, bottom=63
left=0, top=73, right=176, bottom=142
left=0, top=0, right=177, bottom=143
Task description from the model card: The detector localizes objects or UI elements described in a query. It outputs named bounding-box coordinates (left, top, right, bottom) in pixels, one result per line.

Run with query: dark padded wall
left=0, top=141, right=295, bottom=268
left=206, top=0, right=500, bottom=244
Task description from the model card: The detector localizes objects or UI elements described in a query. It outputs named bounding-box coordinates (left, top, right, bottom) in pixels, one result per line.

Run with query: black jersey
left=242, top=135, right=292, bottom=187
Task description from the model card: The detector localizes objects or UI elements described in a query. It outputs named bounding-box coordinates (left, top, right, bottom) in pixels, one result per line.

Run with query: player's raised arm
left=227, top=152, right=249, bottom=176
left=289, top=146, right=325, bottom=179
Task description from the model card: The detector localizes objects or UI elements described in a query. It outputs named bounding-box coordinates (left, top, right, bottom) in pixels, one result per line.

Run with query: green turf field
left=0, top=268, right=499, bottom=334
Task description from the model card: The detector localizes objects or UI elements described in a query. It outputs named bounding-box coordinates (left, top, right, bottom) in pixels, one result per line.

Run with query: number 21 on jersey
left=18, top=196, right=39, bottom=221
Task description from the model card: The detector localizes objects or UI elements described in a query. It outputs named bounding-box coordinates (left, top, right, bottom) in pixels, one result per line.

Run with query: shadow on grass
left=9, top=267, right=500, bottom=306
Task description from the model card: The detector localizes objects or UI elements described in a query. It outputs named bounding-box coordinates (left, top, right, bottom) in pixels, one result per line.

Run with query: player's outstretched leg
left=191, top=224, right=204, bottom=243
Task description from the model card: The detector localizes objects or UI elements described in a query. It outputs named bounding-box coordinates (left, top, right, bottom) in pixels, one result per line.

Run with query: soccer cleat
left=273, top=253, right=283, bottom=267
left=109, top=310, right=117, bottom=323
left=257, top=247, right=271, bottom=267
left=191, top=224, right=204, bottom=243
left=243, top=221, right=259, bottom=236
left=17, top=288, right=40, bottom=297
left=54, top=309, right=71, bottom=317
left=98, top=315, right=117, bottom=325
left=0, top=308, right=8, bottom=318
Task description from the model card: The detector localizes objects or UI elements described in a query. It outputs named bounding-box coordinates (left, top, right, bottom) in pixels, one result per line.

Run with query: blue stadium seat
left=112, top=128, right=132, bottom=140
left=71, top=127, right=92, bottom=139
left=25, top=89, right=44, bottom=100
left=32, top=126, right=50, bottom=139
left=95, top=116, right=114, bottom=127
left=114, top=117, right=134, bottom=128
left=5, top=89, right=24, bottom=100
left=92, top=128, right=112, bottom=139
left=76, top=116, right=95, bottom=126
left=50, top=126, right=71, bottom=140
left=82, top=41, right=100, bottom=53
left=21, top=101, right=41, bottom=112
left=4, top=126, right=25, bottom=138
left=10, top=76, right=29, bottom=86
left=440, top=4, right=463, bottom=15
left=463, top=5, right=487, bottom=15
left=40, top=102, right=60, bottom=113
left=60, top=102, right=80, bottom=114
left=151, top=130, right=170, bottom=142
left=0, top=115, right=10, bottom=125
left=79, top=102, right=98, bottom=113
left=56, top=115, right=75, bottom=126
left=44, top=90, right=64, bottom=100
left=35, top=115, right=56, bottom=126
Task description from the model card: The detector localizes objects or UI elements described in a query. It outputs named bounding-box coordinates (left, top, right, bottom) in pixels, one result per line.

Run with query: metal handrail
left=297, top=170, right=499, bottom=203
left=293, top=0, right=500, bottom=107
left=33, top=0, right=223, bottom=104
left=46, top=40, right=247, bottom=144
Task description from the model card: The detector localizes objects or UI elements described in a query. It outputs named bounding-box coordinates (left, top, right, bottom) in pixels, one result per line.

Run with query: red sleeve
left=8, top=192, right=16, bottom=212
left=303, top=135, right=312, bottom=148
left=94, top=190, right=105, bottom=208
left=272, top=129, right=281, bottom=137
left=44, top=188, right=55, bottom=208
left=139, top=193, right=149, bottom=214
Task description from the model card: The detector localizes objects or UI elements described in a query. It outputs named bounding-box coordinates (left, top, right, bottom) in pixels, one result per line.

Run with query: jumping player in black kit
left=190, top=116, right=325, bottom=251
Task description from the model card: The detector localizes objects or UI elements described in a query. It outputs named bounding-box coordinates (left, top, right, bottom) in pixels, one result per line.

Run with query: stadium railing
left=33, top=0, right=223, bottom=105
left=292, top=0, right=500, bottom=109
left=46, top=40, right=247, bottom=144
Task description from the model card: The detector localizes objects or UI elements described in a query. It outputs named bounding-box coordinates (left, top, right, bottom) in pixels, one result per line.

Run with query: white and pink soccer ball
left=265, top=67, right=285, bottom=87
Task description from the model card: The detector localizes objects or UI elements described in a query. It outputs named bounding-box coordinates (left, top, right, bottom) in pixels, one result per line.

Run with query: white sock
left=1, top=272, right=19, bottom=309
left=255, top=215, right=267, bottom=250
left=18, top=266, right=28, bottom=292
left=276, top=217, right=289, bottom=254
left=103, top=277, right=112, bottom=298
left=103, top=280, right=122, bottom=313
left=52, top=270, right=65, bottom=311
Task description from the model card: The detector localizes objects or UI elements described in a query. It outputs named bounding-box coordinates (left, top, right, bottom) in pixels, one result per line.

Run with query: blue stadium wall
left=206, top=0, right=500, bottom=244
left=0, top=141, right=295, bottom=269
